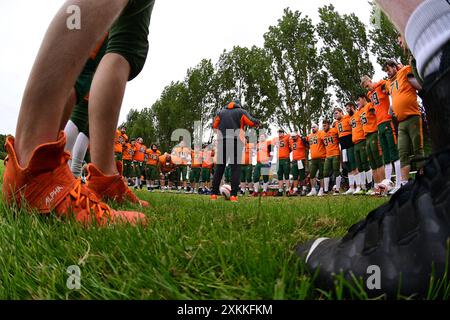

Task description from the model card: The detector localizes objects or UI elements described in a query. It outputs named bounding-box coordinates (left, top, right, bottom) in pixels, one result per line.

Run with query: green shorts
left=241, top=165, right=253, bottom=183
left=398, top=115, right=425, bottom=168
left=133, top=161, right=145, bottom=177
left=253, top=163, right=270, bottom=183
left=291, top=160, right=306, bottom=181
left=346, top=146, right=357, bottom=172
left=123, top=159, right=132, bottom=177
left=201, top=168, right=212, bottom=182
left=145, top=164, right=159, bottom=180
left=69, top=99, right=89, bottom=136
left=107, top=0, right=154, bottom=80
left=277, top=158, right=290, bottom=180
left=310, top=158, right=325, bottom=180
left=378, top=121, right=399, bottom=163
left=224, top=166, right=231, bottom=183
left=324, top=156, right=341, bottom=178
left=190, top=167, right=202, bottom=183
left=366, top=132, right=384, bottom=169
left=114, top=152, right=123, bottom=161
left=353, top=140, right=369, bottom=172
left=177, top=165, right=188, bottom=181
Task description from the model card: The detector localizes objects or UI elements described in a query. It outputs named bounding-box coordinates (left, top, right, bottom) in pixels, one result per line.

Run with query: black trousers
left=212, top=138, right=243, bottom=196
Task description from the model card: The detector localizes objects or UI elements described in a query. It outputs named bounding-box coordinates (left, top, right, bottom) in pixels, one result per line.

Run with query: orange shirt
left=159, top=155, right=177, bottom=173
left=256, top=140, right=272, bottom=164
left=122, top=143, right=133, bottom=161
left=275, top=134, right=291, bottom=160
left=191, top=150, right=203, bottom=168
left=172, top=146, right=191, bottom=165
left=133, top=143, right=146, bottom=162
left=242, top=143, right=254, bottom=165
left=361, top=103, right=378, bottom=135
left=202, top=149, right=215, bottom=169
left=145, top=149, right=161, bottom=166
left=368, top=80, right=391, bottom=125
left=114, top=131, right=128, bottom=153
left=387, top=65, right=420, bottom=122
left=323, top=128, right=340, bottom=158
left=336, top=115, right=352, bottom=138
left=307, top=131, right=326, bottom=160
left=289, top=136, right=306, bottom=161
left=351, top=108, right=366, bottom=144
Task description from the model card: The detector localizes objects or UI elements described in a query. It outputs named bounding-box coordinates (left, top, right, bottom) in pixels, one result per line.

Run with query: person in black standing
left=210, top=99, right=260, bottom=202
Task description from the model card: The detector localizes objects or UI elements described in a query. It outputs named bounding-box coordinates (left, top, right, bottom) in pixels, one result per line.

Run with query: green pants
left=107, top=0, right=154, bottom=80
left=224, top=166, right=231, bottom=183
left=190, top=167, right=201, bottom=183
left=133, top=161, right=145, bottom=178
left=324, top=156, right=341, bottom=178
left=177, top=165, right=188, bottom=181
left=277, top=158, right=290, bottom=180
left=145, top=164, right=159, bottom=180
left=366, top=132, right=384, bottom=169
left=201, top=168, right=212, bottom=182
left=241, top=165, right=253, bottom=183
left=346, top=146, right=357, bottom=172
left=123, top=159, right=132, bottom=177
left=253, top=163, right=270, bottom=183
left=310, top=158, right=325, bottom=180
left=114, top=152, right=123, bottom=161
left=353, top=141, right=369, bottom=172
left=291, top=160, right=306, bottom=181
left=398, top=115, right=425, bottom=168
left=378, top=121, right=399, bottom=163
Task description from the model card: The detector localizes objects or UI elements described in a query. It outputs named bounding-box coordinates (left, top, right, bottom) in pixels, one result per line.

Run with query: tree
left=0, top=134, right=6, bottom=160
left=264, top=8, right=330, bottom=134
left=369, top=2, right=409, bottom=66
left=317, top=4, right=374, bottom=103
left=121, top=108, right=157, bottom=147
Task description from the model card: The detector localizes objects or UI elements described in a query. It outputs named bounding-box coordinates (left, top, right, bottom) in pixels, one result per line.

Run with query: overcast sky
left=0, top=0, right=381, bottom=135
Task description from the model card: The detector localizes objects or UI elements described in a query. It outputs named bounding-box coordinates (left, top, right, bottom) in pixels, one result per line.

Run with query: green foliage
left=0, top=134, right=7, bottom=160
left=264, top=8, right=330, bottom=134
left=317, top=4, right=374, bottom=103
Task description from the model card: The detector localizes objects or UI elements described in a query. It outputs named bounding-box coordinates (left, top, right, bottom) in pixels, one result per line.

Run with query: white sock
left=394, top=160, right=402, bottom=187
left=293, top=187, right=298, bottom=193
left=263, top=182, right=269, bottom=192
left=355, top=173, right=361, bottom=188
left=64, top=120, right=80, bottom=168
left=278, top=188, right=283, bottom=192
left=349, top=174, right=355, bottom=189
left=254, top=182, right=260, bottom=193
left=324, top=177, right=330, bottom=192
left=405, top=0, right=450, bottom=77
left=360, top=172, right=366, bottom=188
left=135, top=178, right=139, bottom=187
left=366, top=170, right=373, bottom=184
left=336, top=176, right=342, bottom=190
left=385, top=163, right=393, bottom=180
left=70, top=133, right=89, bottom=177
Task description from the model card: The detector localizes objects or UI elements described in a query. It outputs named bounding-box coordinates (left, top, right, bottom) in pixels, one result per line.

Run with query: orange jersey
left=133, top=143, right=146, bottom=162
left=122, top=143, right=133, bottom=161
left=191, top=150, right=203, bottom=168
left=289, top=136, right=306, bottom=161
left=350, top=108, right=366, bottom=144
left=387, top=65, right=420, bottom=122
left=159, top=155, right=177, bottom=173
left=172, top=146, right=191, bottom=165
left=114, top=131, right=128, bottom=153
left=242, top=143, right=254, bottom=165
left=335, top=115, right=352, bottom=138
left=368, top=80, right=391, bottom=125
left=361, top=103, right=378, bottom=135
left=307, top=131, right=326, bottom=160
left=256, top=140, right=272, bottom=164
left=202, top=149, right=215, bottom=169
left=145, top=149, right=161, bottom=166
left=323, top=128, right=340, bottom=158
left=275, top=134, right=291, bottom=160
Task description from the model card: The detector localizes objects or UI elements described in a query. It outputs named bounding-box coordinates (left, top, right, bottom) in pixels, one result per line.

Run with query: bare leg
left=59, top=88, right=77, bottom=131
left=15, top=0, right=129, bottom=167
left=89, top=53, right=130, bottom=176
left=375, top=0, right=423, bottom=35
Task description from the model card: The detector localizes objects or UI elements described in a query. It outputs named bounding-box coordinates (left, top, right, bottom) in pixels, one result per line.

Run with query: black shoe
left=275, top=191, right=284, bottom=197
left=296, top=148, right=450, bottom=298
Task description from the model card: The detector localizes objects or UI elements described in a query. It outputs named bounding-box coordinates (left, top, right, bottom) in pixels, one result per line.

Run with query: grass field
left=0, top=161, right=447, bottom=300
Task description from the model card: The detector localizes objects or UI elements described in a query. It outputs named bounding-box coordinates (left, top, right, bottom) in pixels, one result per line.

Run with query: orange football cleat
left=85, top=161, right=149, bottom=207
left=2, top=133, right=146, bottom=226
left=230, top=196, right=238, bottom=202
left=210, top=194, right=218, bottom=201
